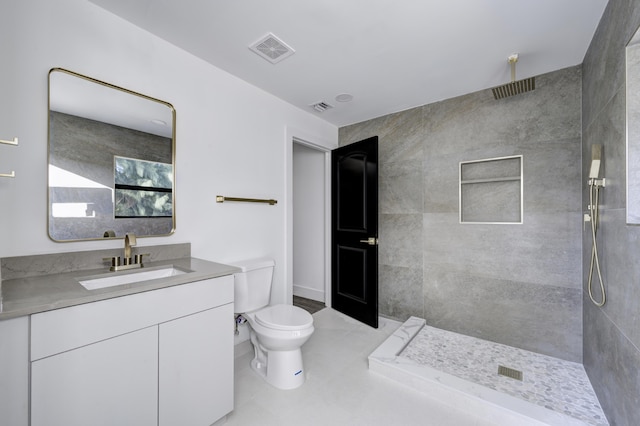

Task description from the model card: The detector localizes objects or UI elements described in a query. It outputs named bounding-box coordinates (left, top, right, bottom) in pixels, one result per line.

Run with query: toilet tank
left=230, top=258, right=275, bottom=313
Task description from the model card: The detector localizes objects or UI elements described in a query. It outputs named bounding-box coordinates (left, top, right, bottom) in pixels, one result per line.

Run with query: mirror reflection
left=48, top=68, right=176, bottom=241
left=627, top=28, right=640, bottom=224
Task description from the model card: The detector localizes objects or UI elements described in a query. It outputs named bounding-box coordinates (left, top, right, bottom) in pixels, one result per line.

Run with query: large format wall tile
left=583, top=88, right=626, bottom=210
left=583, top=292, right=640, bottom=426
left=424, top=212, right=581, bottom=290
left=582, top=0, right=640, bottom=424
left=519, top=139, right=582, bottom=214
left=378, top=264, right=423, bottom=320
left=341, top=65, right=583, bottom=364
left=378, top=213, right=423, bottom=269
left=424, top=67, right=581, bottom=154
left=598, top=209, right=640, bottom=348
left=423, top=263, right=582, bottom=362
left=582, top=0, right=640, bottom=129
left=379, top=160, right=423, bottom=214
left=339, top=107, right=423, bottom=165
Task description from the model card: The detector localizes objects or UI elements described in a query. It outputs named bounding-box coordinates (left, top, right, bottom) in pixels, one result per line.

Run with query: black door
left=331, top=136, right=378, bottom=328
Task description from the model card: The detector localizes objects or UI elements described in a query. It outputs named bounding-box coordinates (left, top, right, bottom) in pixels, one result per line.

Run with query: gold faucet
left=124, top=233, right=137, bottom=265
left=103, top=233, right=148, bottom=271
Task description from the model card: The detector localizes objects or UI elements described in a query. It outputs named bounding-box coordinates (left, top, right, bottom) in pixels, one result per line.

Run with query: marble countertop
left=0, top=257, right=239, bottom=320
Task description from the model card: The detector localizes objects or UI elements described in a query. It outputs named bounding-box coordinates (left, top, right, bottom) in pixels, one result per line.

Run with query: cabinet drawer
left=31, top=275, right=233, bottom=360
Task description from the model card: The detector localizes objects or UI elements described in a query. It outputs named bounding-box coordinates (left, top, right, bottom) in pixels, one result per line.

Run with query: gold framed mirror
left=48, top=68, right=176, bottom=241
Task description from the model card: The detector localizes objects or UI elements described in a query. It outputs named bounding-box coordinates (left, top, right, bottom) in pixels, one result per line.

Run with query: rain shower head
left=492, top=54, right=536, bottom=100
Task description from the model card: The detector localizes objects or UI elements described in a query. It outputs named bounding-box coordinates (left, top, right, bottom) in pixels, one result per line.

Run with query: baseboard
left=293, top=284, right=324, bottom=302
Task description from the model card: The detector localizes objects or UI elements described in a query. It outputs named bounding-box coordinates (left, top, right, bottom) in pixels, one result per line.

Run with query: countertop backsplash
left=0, top=243, right=191, bottom=281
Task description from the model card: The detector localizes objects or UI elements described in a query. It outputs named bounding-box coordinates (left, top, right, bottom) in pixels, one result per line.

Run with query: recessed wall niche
left=459, top=155, right=523, bottom=224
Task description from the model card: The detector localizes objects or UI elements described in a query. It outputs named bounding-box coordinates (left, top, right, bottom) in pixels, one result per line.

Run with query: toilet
left=232, top=258, right=314, bottom=390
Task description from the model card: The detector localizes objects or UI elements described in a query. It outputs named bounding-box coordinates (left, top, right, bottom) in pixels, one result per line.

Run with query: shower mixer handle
left=359, top=237, right=378, bottom=246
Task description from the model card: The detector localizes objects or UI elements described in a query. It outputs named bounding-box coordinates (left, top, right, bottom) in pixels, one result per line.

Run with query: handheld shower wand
left=589, top=144, right=601, bottom=180
left=587, top=144, right=606, bottom=306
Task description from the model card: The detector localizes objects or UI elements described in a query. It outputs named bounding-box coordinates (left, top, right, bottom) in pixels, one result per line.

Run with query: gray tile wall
left=582, top=1, right=640, bottom=425
left=340, top=65, right=583, bottom=363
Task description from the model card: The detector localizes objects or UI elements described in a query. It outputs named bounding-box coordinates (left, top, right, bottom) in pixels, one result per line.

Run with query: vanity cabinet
left=159, top=304, right=233, bottom=426
left=31, top=327, right=159, bottom=426
left=29, top=275, right=234, bottom=426
left=0, top=316, right=29, bottom=426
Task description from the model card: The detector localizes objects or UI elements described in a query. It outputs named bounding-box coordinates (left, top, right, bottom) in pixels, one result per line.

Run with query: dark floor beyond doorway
left=293, top=296, right=326, bottom=315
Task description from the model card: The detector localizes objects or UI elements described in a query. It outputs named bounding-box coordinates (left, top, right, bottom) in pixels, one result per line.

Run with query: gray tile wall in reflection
left=49, top=112, right=173, bottom=240
left=582, top=1, right=640, bottom=424
left=339, top=65, right=583, bottom=363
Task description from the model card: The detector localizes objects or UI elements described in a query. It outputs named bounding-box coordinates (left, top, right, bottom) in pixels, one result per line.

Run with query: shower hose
left=588, top=179, right=606, bottom=307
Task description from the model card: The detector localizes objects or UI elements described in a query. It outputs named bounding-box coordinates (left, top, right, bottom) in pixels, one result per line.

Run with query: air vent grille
left=310, top=102, right=333, bottom=113
left=249, top=33, right=295, bottom=64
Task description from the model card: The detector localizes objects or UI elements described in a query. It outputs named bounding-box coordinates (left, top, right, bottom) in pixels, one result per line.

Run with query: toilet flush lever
left=359, top=237, right=378, bottom=246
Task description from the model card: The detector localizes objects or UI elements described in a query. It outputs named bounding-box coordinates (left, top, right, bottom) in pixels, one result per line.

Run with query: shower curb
left=368, top=316, right=589, bottom=426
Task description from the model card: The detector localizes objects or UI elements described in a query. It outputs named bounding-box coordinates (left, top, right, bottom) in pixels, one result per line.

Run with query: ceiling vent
left=249, top=33, right=295, bottom=64
left=310, top=101, right=333, bottom=113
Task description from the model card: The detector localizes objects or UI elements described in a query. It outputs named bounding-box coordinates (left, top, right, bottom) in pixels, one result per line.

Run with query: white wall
left=292, top=143, right=326, bottom=302
left=0, top=0, right=337, bottom=306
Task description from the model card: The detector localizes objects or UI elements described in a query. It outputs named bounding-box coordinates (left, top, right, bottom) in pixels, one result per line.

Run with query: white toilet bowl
left=243, top=304, right=314, bottom=390
left=232, top=258, right=315, bottom=390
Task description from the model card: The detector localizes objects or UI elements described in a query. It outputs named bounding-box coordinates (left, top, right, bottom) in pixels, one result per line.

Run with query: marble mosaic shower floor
left=369, top=317, right=608, bottom=426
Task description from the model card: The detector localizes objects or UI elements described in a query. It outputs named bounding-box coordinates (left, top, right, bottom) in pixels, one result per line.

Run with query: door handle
left=359, top=237, right=378, bottom=246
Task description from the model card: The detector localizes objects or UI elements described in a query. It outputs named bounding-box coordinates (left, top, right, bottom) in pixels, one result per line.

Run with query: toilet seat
left=255, top=304, right=313, bottom=331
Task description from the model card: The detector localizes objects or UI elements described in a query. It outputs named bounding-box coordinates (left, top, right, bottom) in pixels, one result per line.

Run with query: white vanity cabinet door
left=31, top=326, right=159, bottom=426
left=159, top=302, right=234, bottom=426
left=0, top=316, right=29, bottom=426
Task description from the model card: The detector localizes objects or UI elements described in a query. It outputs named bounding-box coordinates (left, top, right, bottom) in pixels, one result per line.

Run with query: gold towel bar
left=216, top=195, right=277, bottom=206
left=0, top=171, right=15, bottom=178
left=0, top=137, right=18, bottom=146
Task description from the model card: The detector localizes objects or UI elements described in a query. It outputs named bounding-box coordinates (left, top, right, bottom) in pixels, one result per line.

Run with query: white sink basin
left=78, top=266, right=190, bottom=290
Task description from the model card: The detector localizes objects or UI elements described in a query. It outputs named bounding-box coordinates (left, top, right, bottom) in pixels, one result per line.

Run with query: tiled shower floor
left=369, top=317, right=608, bottom=426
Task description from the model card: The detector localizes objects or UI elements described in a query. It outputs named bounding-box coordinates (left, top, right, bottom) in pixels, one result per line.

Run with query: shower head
left=492, top=54, right=536, bottom=100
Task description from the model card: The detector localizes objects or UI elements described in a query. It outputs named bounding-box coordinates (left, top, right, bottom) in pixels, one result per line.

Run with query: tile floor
left=225, top=308, right=507, bottom=426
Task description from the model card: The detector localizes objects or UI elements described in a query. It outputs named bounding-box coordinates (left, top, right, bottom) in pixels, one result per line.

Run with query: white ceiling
left=88, top=0, right=608, bottom=127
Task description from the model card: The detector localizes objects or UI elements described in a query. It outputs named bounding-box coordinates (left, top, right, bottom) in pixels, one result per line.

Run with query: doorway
left=290, top=137, right=332, bottom=309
